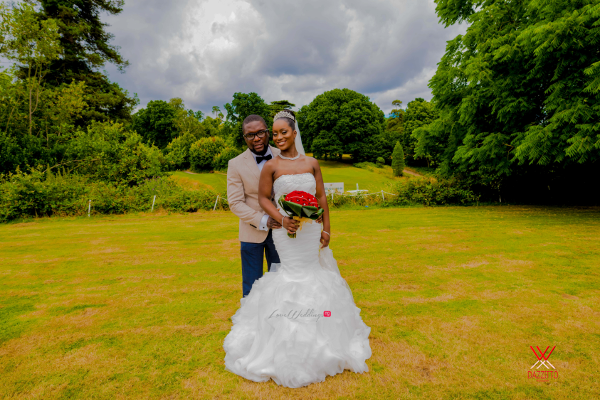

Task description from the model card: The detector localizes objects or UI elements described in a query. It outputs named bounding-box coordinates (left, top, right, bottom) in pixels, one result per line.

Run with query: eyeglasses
left=243, top=129, right=269, bottom=140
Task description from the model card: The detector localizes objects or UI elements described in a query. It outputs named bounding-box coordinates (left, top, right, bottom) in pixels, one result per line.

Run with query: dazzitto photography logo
left=268, top=309, right=331, bottom=322
left=529, top=346, right=558, bottom=381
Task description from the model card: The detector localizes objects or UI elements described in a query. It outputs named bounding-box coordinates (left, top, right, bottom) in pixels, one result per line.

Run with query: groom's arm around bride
left=227, top=115, right=282, bottom=298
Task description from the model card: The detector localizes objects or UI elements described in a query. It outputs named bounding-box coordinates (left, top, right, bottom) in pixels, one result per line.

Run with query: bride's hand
left=282, top=217, right=298, bottom=235
left=320, top=231, right=330, bottom=248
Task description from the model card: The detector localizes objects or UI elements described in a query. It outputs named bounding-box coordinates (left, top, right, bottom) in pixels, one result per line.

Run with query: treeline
left=1, top=0, right=598, bottom=223
left=412, top=0, right=600, bottom=204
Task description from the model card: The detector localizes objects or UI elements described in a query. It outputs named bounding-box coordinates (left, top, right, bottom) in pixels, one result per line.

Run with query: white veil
left=294, top=120, right=305, bottom=155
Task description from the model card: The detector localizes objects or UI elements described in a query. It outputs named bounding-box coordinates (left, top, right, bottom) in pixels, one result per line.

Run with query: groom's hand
left=267, top=216, right=282, bottom=229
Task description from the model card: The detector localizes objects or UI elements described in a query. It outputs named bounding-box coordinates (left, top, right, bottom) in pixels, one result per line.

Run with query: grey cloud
left=104, top=0, right=465, bottom=114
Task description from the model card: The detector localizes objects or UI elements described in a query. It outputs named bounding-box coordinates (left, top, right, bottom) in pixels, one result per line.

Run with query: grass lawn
left=171, top=159, right=409, bottom=194
left=1, top=206, right=599, bottom=399
left=171, top=171, right=228, bottom=193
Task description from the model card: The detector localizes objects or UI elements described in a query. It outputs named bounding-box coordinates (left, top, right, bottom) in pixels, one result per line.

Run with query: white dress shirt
left=250, top=147, right=274, bottom=231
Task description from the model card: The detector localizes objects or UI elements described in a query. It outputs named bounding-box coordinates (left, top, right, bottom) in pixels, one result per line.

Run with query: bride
left=223, top=110, right=372, bottom=388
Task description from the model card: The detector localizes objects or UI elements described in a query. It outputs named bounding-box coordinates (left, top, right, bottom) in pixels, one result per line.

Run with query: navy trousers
left=240, top=229, right=280, bottom=297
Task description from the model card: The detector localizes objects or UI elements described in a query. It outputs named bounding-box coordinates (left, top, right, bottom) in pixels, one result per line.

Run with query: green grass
left=171, top=170, right=228, bottom=192
left=318, top=160, right=407, bottom=192
left=1, top=206, right=599, bottom=399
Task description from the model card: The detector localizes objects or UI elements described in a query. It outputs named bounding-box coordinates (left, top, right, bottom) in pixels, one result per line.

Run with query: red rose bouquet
left=278, top=190, right=324, bottom=238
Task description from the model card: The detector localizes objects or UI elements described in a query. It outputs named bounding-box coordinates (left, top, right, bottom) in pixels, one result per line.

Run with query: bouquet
left=278, top=190, right=324, bottom=238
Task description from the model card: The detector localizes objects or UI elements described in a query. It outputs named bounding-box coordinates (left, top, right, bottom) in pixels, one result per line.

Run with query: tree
left=0, top=2, right=61, bottom=135
left=64, top=121, right=165, bottom=186
left=392, top=141, right=405, bottom=177
left=269, top=100, right=295, bottom=118
left=224, top=92, right=272, bottom=149
left=403, top=98, right=438, bottom=165
left=131, top=100, right=177, bottom=149
left=418, top=0, right=600, bottom=202
left=32, top=0, right=137, bottom=123
left=168, top=98, right=206, bottom=139
left=312, top=130, right=344, bottom=160
left=300, top=88, right=385, bottom=162
left=386, top=99, right=404, bottom=134
left=212, top=106, right=224, bottom=120
left=189, top=136, right=226, bottom=171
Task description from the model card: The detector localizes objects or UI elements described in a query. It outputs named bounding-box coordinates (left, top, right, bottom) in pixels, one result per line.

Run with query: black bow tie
left=255, top=154, right=272, bottom=164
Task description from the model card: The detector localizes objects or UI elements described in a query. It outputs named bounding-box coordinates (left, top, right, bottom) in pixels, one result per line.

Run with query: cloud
left=104, top=0, right=465, bottom=114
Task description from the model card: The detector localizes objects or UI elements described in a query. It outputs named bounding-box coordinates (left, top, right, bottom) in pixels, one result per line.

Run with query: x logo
left=530, top=346, right=556, bottom=369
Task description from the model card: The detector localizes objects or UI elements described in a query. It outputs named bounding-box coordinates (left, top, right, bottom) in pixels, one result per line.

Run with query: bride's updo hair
left=273, top=110, right=296, bottom=130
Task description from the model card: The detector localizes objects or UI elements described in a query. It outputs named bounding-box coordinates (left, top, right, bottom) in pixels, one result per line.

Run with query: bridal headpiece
left=274, top=110, right=296, bottom=122
left=273, top=109, right=305, bottom=155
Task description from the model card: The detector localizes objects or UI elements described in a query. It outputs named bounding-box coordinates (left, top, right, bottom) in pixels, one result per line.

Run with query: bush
left=353, top=162, right=378, bottom=170
left=376, top=157, right=385, bottom=167
left=164, top=132, right=197, bottom=170
left=0, top=168, right=87, bottom=221
left=64, top=121, right=166, bottom=186
left=213, top=147, right=242, bottom=171
left=392, top=141, right=405, bottom=177
left=391, top=177, right=479, bottom=206
left=0, top=169, right=227, bottom=222
left=189, top=136, right=226, bottom=171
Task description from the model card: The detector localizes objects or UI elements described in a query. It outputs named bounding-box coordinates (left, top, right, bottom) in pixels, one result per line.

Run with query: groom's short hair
left=242, top=115, right=267, bottom=134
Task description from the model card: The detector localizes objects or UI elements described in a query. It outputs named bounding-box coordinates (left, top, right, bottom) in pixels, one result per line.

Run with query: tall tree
left=131, top=100, right=177, bottom=149
left=300, top=88, right=385, bottom=162
left=33, top=0, right=137, bottom=123
left=386, top=99, right=404, bottom=133
left=392, top=141, right=405, bottom=177
left=403, top=98, right=438, bottom=165
left=416, top=0, right=600, bottom=202
left=224, top=92, right=272, bottom=149
left=0, top=2, right=60, bottom=135
left=269, top=100, right=295, bottom=118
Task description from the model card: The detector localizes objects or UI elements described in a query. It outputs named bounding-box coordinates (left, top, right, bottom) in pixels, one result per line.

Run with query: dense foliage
left=414, top=0, right=600, bottom=202
left=392, top=141, right=405, bottom=177
left=224, top=92, right=272, bottom=149
left=0, top=170, right=226, bottom=222
left=189, top=136, right=227, bottom=171
left=402, top=98, right=437, bottom=165
left=298, top=88, right=386, bottom=162
left=131, top=100, right=179, bottom=149
left=34, top=0, right=137, bottom=123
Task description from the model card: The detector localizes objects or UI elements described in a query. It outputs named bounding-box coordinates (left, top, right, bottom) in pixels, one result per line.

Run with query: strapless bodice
left=273, top=173, right=316, bottom=203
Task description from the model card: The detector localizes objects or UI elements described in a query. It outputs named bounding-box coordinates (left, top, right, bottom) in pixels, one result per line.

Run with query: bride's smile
left=272, top=119, right=297, bottom=152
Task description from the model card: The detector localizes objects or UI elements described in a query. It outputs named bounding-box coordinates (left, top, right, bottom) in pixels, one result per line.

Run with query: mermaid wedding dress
left=223, top=173, right=372, bottom=388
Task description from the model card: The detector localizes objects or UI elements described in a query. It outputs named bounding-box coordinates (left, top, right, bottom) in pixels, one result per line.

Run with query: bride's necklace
left=278, top=151, right=300, bottom=160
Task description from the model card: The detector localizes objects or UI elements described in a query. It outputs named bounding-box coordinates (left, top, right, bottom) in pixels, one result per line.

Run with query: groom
left=227, top=115, right=282, bottom=298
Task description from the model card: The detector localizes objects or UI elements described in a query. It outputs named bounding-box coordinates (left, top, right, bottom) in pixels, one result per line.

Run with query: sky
left=103, top=0, right=466, bottom=115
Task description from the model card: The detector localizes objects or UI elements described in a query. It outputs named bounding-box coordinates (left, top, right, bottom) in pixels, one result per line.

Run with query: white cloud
left=104, top=0, right=465, bottom=114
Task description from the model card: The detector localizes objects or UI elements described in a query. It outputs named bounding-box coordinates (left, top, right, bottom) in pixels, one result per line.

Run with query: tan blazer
left=227, top=146, right=281, bottom=243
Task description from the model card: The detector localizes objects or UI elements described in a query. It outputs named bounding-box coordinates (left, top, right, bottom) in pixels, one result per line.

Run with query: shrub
left=0, top=169, right=228, bottom=222
left=376, top=157, right=385, bottom=167
left=213, top=147, right=242, bottom=171
left=189, top=136, right=226, bottom=171
left=392, top=141, right=405, bottom=177
left=391, top=177, right=479, bottom=206
left=164, top=132, right=197, bottom=170
left=353, top=162, right=378, bottom=170
left=0, top=168, right=87, bottom=221
left=64, top=121, right=166, bottom=186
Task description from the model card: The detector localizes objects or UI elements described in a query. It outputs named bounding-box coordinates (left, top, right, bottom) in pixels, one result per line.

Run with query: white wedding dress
left=223, top=173, right=372, bottom=388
